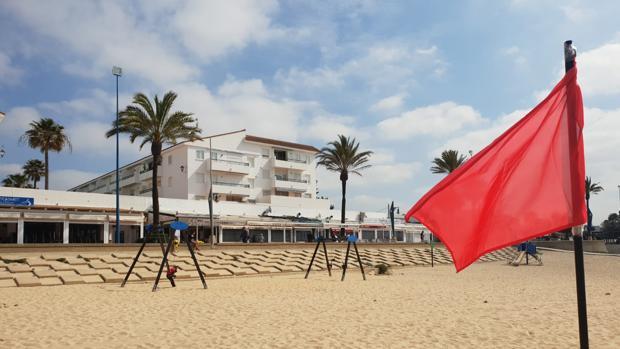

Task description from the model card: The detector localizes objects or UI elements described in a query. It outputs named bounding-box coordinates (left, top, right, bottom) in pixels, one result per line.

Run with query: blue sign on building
left=0, top=196, right=35, bottom=207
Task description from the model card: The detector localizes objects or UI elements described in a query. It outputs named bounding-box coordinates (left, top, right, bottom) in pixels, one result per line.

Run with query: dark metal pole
left=353, top=242, right=366, bottom=281
left=209, top=137, right=214, bottom=248
left=341, top=241, right=351, bottom=281
left=153, top=230, right=175, bottom=292
left=121, top=238, right=146, bottom=287
left=114, top=70, right=120, bottom=244
left=185, top=230, right=207, bottom=289
left=322, top=240, right=332, bottom=277
left=565, top=39, right=589, bottom=349
left=304, top=239, right=321, bottom=279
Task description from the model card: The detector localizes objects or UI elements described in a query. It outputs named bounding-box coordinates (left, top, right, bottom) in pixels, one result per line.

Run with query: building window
left=168, top=155, right=172, bottom=165
left=167, top=176, right=172, bottom=187
left=195, top=173, right=205, bottom=183
left=196, top=150, right=205, bottom=160
left=274, top=149, right=286, bottom=161
left=275, top=190, right=288, bottom=197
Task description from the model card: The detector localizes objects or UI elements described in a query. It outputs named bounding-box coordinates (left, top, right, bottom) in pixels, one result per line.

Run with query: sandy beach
left=1, top=250, right=619, bottom=348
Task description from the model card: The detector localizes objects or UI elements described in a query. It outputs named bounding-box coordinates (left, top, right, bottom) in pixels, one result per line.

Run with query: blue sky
left=1, top=0, right=620, bottom=223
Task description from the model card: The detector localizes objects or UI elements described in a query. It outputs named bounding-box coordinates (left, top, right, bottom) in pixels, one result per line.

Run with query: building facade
left=70, top=130, right=322, bottom=206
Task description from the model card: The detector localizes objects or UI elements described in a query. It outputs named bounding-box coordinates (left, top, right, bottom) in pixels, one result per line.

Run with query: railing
left=274, top=175, right=308, bottom=183
left=213, top=181, right=250, bottom=188
left=139, top=168, right=153, bottom=174
left=121, top=173, right=135, bottom=180
left=287, top=158, right=307, bottom=164
left=212, top=158, right=249, bottom=166
left=139, top=188, right=151, bottom=194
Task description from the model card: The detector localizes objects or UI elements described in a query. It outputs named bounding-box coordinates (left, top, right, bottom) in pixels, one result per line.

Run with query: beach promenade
left=1, top=248, right=619, bottom=348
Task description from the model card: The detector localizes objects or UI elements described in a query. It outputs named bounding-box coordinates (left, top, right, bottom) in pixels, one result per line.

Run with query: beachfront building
left=0, top=187, right=424, bottom=245
left=69, top=129, right=320, bottom=205
left=0, top=130, right=425, bottom=245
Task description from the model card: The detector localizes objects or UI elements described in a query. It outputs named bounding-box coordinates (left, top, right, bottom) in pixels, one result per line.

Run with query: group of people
left=240, top=226, right=265, bottom=243
left=173, top=229, right=200, bottom=252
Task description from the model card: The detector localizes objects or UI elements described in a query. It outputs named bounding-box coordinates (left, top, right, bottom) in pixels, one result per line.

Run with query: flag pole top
left=564, top=40, right=576, bottom=72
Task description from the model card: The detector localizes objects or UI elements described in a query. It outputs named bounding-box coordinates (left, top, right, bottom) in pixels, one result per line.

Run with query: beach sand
left=1, top=250, right=618, bottom=348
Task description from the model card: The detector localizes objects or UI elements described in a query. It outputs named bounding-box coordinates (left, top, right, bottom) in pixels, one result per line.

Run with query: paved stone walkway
left=0, top=246, right=516, bottom=287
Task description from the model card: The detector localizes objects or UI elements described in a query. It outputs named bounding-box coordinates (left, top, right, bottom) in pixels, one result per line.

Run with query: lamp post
left=209, top=137, right=214, bottom=247
left=617, top=185, right=620, bottom=211
left=112, top=66, right=122, bottom=244
left=0, top=146, right=5, bottom=159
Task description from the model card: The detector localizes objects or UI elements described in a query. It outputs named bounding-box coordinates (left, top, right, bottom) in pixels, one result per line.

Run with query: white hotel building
left=0, top=130, right=423, bottom=244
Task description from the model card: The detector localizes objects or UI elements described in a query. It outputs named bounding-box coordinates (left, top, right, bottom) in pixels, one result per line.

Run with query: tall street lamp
left=112, top=66, right=122, bottom=243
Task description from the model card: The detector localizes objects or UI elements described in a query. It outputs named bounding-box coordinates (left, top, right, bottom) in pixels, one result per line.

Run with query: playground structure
left=121, top=220, right=207, bottom=291
left=305, top=234, right=366, bottom=281
left=510, top=242, right=543, bottom=266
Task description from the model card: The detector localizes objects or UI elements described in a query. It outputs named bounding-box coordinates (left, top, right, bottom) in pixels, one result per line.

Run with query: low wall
left=535, top=240, right=608, bottom=253
left=605, top=244, right=620, bottom=254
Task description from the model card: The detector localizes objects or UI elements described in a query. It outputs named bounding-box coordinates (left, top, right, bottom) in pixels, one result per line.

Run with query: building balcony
left=139, top=169, right=153, bottom=181
left=271, top=158, right=308, bottom=171
left=120, top=173, right=137, bottom=187
left=273, top=176, right=309, bottom=192
left=212, top=181, right=251, bottom=196
left=210, top=158, right=250, bottom=174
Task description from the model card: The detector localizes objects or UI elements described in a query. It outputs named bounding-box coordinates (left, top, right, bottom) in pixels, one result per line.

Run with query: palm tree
left=430, top=149, right=467, bottom=174
left=316, top=135, right=372, bottom=239
left=2, top=173, right=30, bottom=188
left=22, top=159, right=45, bottom=189
left=19, top=118, right=72, bottom=189
left=585, top=176, right=604, bottom=238
left=106, top=91, right=201, bottom=232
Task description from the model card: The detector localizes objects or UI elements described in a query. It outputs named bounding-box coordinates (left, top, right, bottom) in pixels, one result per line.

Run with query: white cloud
left=1, top=1, right=196, bottom=86
left=377, top=102, right=486, bottom=140
left=0, top=107, right=43, bottom=138
left=561, top=4, right=595, bottom=23
left=66, top=120, right=147, bottom=161
left=0, top=163, right=23, bottom=179
left=578, top=42, right=620, bottom=96
left=370, top=94, right=405, bottom=114
left=38, top=89, right=115, bottom=120
left=171, top=0, right=283, bottom=61
left=49, top=169, right=100, bottom=190
left=0, top=53, right=23, bottom=85
left=501, top=46, right=527, bottom=66
left=303, top=115, right=366, bottom=143
left=275, top=42, right=446, bottom=94
left=171, top=80, right=307, bottom=141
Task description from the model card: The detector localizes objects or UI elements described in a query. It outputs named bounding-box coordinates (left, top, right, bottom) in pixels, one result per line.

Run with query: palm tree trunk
left=340, top=173, right=347, bottom=239
left=33, top=179, right=37, bottom=189
left=151, top=142, right=162, bottom=232
left=44, top=149, right=49, bottom=189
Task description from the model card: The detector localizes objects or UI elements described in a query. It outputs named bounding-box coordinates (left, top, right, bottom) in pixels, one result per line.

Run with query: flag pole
left=564, top=39, right=589, bottom=349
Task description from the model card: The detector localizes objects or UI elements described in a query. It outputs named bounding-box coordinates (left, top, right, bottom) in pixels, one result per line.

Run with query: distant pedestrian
left=241, top=226, right=250, bottom=243
left=420, top=231, right=425, bottom=243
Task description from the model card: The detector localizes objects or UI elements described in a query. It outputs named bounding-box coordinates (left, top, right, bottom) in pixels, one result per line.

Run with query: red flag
left=406, top=67, right=586, bottom=271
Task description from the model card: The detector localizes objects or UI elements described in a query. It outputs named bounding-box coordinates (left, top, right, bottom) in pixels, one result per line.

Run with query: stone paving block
left=41, top=254, right=66, bottom=261
left=26, top=258, right=53, bottom=267
left=223, top=266, right=258, bottom=276
left=100, top=272, right=124, bottom=283
left=40, top=277, right=63, bottom=286
left=100, top=256, right=124, bottom=264
left=49, top=263, right=77, bottom=272
left=78, top=253, right=104, bottom=261
left=143, top=252, right=163, bottom=258
left=112, top=266, right=130, bottom=274
left=249, top=265, right=280, bottom=274
left=6, top=264, right=32, bottom=273
left=112, top=253, right=134, bottom=259
left=74, top=267, right=99, bottom=276
left=135, top=270, right=157, bottom=281
left=83, top=275, right=104, bottom=284
left=174, top=271, right=194, bottom=279
left=202, top=269, right=233, bottom=277
left=33, top=269, right=58, bottom=278
left=15, top=276, right=42, bottom=287
left=272, top=264, right=302, bottom=272
left=0, top=271, right=14, bottom=280
left=64, top=257, right=88, bottom=265
left=0, top=278, right=17, bottom=287
left=60, top=273, right=84, bottom=285
left=177, top=264, right=197, bottom=272
left=89, top=261, right=112, bottom=270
